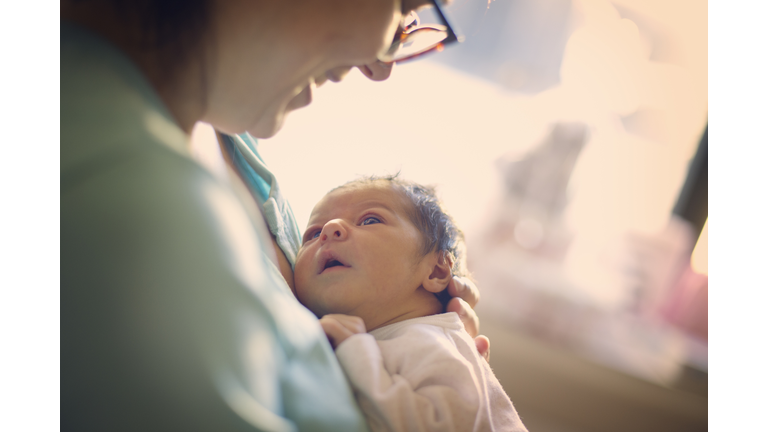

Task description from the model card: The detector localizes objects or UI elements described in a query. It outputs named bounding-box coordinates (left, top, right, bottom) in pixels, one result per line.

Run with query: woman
left=62, top=1, right=485, bottom=430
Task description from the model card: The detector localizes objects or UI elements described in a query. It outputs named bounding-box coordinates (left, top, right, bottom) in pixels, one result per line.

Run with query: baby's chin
left=294, top=286, right=328, bottom=317
left=301, top=293, right=356, bottom=321
left=306, top=299, right=341, bottom=320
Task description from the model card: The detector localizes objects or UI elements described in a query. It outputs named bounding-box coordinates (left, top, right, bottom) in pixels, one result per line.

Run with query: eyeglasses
left=379, top=0, right=463, bottom=64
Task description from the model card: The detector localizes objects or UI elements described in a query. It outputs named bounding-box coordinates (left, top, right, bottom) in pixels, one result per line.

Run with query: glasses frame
left=382, top=0, right=463, bottom=64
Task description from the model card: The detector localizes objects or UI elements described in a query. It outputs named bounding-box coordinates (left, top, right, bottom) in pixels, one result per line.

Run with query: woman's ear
left=422, top=251, right=454, bottom=294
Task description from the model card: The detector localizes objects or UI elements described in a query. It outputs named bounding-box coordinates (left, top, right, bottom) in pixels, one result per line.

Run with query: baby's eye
left=361, top=216, right=381, bottom=226
left=303, top=230, right=321, bottom=244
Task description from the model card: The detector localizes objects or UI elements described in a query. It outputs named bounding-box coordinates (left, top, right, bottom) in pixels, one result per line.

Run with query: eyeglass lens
left=380, top=3, right=451, bottom=63
left=389, top=28, right=448, bottom=61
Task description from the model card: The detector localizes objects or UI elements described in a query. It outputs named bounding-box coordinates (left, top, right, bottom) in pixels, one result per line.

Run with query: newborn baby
left=294, top=175, right=528, bottom=432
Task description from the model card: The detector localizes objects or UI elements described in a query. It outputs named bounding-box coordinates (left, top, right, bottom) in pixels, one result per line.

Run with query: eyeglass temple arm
left=431, top=0, right=463, bottom=43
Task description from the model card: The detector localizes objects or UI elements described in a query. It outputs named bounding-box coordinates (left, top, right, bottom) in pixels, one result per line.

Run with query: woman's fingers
left=446, top=297, right=480, bottom=338
left=445, top=279, right=489, bottom=361
left=474, top=335, right=491, bottom=363
left=446, top=276, right=480, bottom=309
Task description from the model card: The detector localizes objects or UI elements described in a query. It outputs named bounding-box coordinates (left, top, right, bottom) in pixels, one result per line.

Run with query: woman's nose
left=358, top=60, right=394, bottom=82
left=320, top=219, right=348, bottom=242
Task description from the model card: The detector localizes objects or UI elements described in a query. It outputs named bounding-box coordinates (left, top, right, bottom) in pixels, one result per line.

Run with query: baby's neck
left=364, top=288, right=444, bottom=332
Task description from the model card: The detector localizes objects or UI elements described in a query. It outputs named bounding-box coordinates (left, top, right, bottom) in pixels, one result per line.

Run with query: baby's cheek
left=292, top=255, right=310, bottom=293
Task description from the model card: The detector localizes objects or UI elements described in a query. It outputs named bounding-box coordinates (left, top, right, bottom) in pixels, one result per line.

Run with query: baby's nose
left=320, top=219, right=348, bottom=241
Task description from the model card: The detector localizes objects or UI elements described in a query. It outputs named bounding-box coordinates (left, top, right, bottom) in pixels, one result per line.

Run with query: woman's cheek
left=338, top=0, right=401, bottom=64
left=372, top=6, right=402, bottom=59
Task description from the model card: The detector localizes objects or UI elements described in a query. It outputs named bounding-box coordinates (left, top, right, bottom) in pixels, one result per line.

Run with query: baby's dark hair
left=333, top=174, right=468, bottom=278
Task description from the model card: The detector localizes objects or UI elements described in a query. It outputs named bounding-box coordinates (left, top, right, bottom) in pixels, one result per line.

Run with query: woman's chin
left=247, top=115, right=285, bottom=139
left=254, top=103, right=313, bottom=138
left=247, top=82, right=314, bottom=138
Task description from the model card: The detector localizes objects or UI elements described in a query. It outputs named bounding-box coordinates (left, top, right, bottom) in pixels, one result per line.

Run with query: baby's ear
left=422, top=251, right=454, bottom=294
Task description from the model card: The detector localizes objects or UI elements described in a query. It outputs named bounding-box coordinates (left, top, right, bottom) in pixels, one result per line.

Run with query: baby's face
left=294, top=183, right=430, bottom=320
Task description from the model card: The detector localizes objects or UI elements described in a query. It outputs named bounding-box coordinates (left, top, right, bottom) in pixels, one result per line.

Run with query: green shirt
left=61, top=21, right=368, bottom=432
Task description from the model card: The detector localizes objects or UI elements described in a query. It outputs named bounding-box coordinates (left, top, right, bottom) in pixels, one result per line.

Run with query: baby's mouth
left=319, top=255, right=349, bottom=274
left=325, top=259, right=344, bottom=269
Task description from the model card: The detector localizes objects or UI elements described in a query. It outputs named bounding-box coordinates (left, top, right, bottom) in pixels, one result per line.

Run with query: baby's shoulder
left=371, top=314, right=483, bottom=383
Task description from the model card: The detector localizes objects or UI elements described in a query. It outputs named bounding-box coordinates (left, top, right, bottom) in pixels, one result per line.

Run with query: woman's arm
left=62, top=151, right=366, bottom=431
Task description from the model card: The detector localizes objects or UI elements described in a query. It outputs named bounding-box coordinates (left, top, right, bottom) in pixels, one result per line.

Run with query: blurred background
left=196, top=0, right=708, bottom=430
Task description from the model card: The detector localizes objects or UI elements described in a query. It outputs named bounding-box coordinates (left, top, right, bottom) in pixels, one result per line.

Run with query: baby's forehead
left=311, top=182, right=412, bottom=219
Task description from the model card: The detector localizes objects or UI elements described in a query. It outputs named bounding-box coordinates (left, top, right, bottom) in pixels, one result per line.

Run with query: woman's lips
left=326, top=67, right=352, bottom=83
left=286, top=83, right=313, bottom=111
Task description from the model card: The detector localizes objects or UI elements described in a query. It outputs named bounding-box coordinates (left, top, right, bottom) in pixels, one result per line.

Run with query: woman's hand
left=320, top=314, right=366, bottom=350
left=445, top=276, right=491, bottom=362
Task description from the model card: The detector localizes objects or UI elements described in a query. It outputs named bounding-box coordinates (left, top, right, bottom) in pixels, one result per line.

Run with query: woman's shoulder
left=61, top=20, right=193, bottom=189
